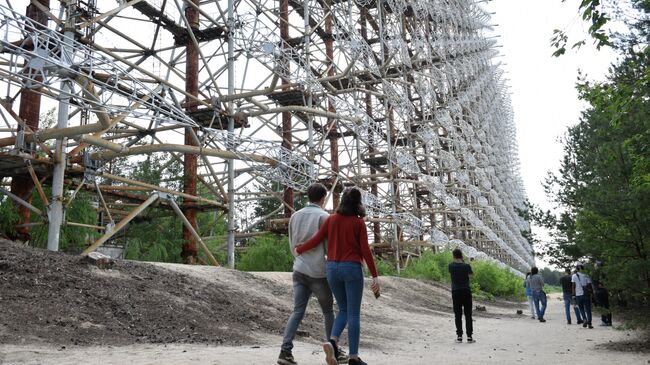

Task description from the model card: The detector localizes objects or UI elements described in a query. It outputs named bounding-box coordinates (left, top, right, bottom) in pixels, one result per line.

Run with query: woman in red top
left=295, top=187, right=380, bottom=365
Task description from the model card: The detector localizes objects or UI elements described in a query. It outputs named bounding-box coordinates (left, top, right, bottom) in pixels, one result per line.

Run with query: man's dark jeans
left=563, top=292, right=582, bottom=322
left=281, top=271, right=334, bottom=352
left=452, top=288, right=473, bottom=337
left=576, top=294, right=593, bottom=325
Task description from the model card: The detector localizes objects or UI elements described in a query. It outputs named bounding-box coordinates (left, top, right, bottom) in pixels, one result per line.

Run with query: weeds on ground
left=374, top=259, right=397, bottom=276
left=400, top=250, right=452, bottom=282
left=544, top=285, right=562, bottom=293
left=375, top=250, right=526, bottom=301
left=237, top=235, right=293, bottom=272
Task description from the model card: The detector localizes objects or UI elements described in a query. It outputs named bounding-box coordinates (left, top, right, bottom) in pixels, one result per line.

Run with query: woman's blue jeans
left=326, top=261, right=364, bottom=356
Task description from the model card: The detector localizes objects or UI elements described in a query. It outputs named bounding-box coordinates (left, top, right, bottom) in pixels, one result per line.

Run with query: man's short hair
left=452, top=248, right=463, bottom=259
left=565, top=268, right=571, bottom=274
left=531, top=266, right=539, bottom=275
left=306, top=183, right=327, bottom=203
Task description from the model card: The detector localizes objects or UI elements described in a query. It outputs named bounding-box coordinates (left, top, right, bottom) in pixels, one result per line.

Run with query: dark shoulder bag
left=583, top=279, right=594, bottom=297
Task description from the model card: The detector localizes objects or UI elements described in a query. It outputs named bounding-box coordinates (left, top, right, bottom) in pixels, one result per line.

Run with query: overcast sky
left=485, top=0, right=619, bottom=267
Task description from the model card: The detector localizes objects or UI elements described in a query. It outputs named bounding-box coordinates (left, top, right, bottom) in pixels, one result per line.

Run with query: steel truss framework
left=0, top=0, right=533, bottom=273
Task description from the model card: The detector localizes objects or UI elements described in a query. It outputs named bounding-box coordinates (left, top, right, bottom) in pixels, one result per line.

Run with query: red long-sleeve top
left=296, top=213, right=378, bottom=278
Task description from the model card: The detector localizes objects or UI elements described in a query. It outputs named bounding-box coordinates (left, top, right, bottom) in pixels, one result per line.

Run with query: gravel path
left=1, top=240, right=647, bottom=364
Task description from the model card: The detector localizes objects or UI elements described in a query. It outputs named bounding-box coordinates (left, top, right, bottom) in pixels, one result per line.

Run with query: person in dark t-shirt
left=594, top=280, right=612, bottom=326
left=448, top=248, right=474, bottom=343
left=560, top=268, right=583, bottom=325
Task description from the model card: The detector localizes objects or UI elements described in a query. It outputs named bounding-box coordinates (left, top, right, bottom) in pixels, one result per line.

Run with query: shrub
left=237, top=235, right=293, bottom=272
left=28, top=189, right=99, bottom=253
left=401, top=250, right=453, bottom=282
left=398, top=249, right=526, bottom=300
left=471, top=260, right=526, bottom=300
left=374, top=259, right=397, bottom=276
left=0, top=198, right=18, bottom=239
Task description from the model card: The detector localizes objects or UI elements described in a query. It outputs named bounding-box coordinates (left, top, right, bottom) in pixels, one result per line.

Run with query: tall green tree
left=537, top=2, right=649, bottom=302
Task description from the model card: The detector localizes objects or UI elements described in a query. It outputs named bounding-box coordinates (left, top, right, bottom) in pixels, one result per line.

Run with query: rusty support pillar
left=280, top=0, right=293, bottom=218
left=181, top=0, right=200, bottom=263
left=9, top=0, right=49, bottom=242
left=325, top=0, right=340, bottom=207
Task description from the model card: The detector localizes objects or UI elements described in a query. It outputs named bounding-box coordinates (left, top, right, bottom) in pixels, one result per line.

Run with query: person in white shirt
left=571, top=264, right=595, bottom=329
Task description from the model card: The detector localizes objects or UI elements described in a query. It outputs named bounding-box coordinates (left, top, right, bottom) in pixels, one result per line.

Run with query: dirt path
left=1, top=267, right=648, bottom=365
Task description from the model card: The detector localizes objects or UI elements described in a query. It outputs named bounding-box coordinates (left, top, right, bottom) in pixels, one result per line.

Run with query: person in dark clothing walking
left=560, top=268, right=583, bottom=325
left=448, top=248, right=474, bottom=343
left=594, top=281, right=612, bottom=326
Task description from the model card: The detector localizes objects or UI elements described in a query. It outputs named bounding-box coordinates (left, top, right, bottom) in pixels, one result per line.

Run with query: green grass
left=400, top=250, right=453, bottom=282
left=231, top=239, right=526, bottom=301
left=237, top=234, right=294, bottom=272
left=377, top=250, right=526, bottom=301
left=544, top=285, right=562, bottom=293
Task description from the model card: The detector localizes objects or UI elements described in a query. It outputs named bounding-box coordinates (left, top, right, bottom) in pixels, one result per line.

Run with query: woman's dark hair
left=452, top=248, right=463, bottom=259
left=531, top=266, right=539, bottom=275
left=336, top=187, right=366, bottom=217
left=525, top=272, right=531, bottom=278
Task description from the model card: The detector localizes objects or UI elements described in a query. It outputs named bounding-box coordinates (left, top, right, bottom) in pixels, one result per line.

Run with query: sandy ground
left=1, top=266, right=648, bottom=365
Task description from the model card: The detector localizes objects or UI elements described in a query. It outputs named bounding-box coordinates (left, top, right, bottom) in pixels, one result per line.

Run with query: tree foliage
left=28, top=188, right=99, bottom=253
left=0, top=197, right=19, bottom=239
left=119, top=153, right=228, bottom=263
left=551, top=0, right=649, bottom=56
left=540, top=267, right=562, bottom=286
left=535, top=4, right=649, bottom=303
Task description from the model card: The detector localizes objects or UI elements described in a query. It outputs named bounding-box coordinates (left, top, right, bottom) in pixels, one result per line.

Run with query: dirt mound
left=0, top=239, right=300, bottom=346
left=0, top=239, right=521, bottom=349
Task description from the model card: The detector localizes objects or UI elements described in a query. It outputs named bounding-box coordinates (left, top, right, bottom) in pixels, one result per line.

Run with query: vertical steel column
left=182, top=0, right=200, bottom=264
left=304, top=0, right=314, bottom=163
left=47, top=0, right=74, bottom=251
left=10, top=0, right=49, bottom=242
left=387, top=108, right=402, bottom=268
left=226, top=0, right=236, bottom=268
left=361, top=7, right=381, bottom=243
left=280, top=0, right=293, bottom=217
left=402, top=19, right=421, bottom=250
left=424, top=142, right=437, bottom=252
left=378, top=0, right=401, bottom=270
left=324, top=0, right=339, bottom=207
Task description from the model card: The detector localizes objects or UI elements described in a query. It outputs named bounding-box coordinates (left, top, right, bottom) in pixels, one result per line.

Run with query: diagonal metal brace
left=160, top=193, right=220, bottom=267
left=80, top=193, right=159, bottom=256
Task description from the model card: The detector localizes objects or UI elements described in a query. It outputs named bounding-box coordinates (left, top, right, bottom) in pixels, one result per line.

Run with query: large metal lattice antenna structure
left=0, top=0, right=533, bottom=273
